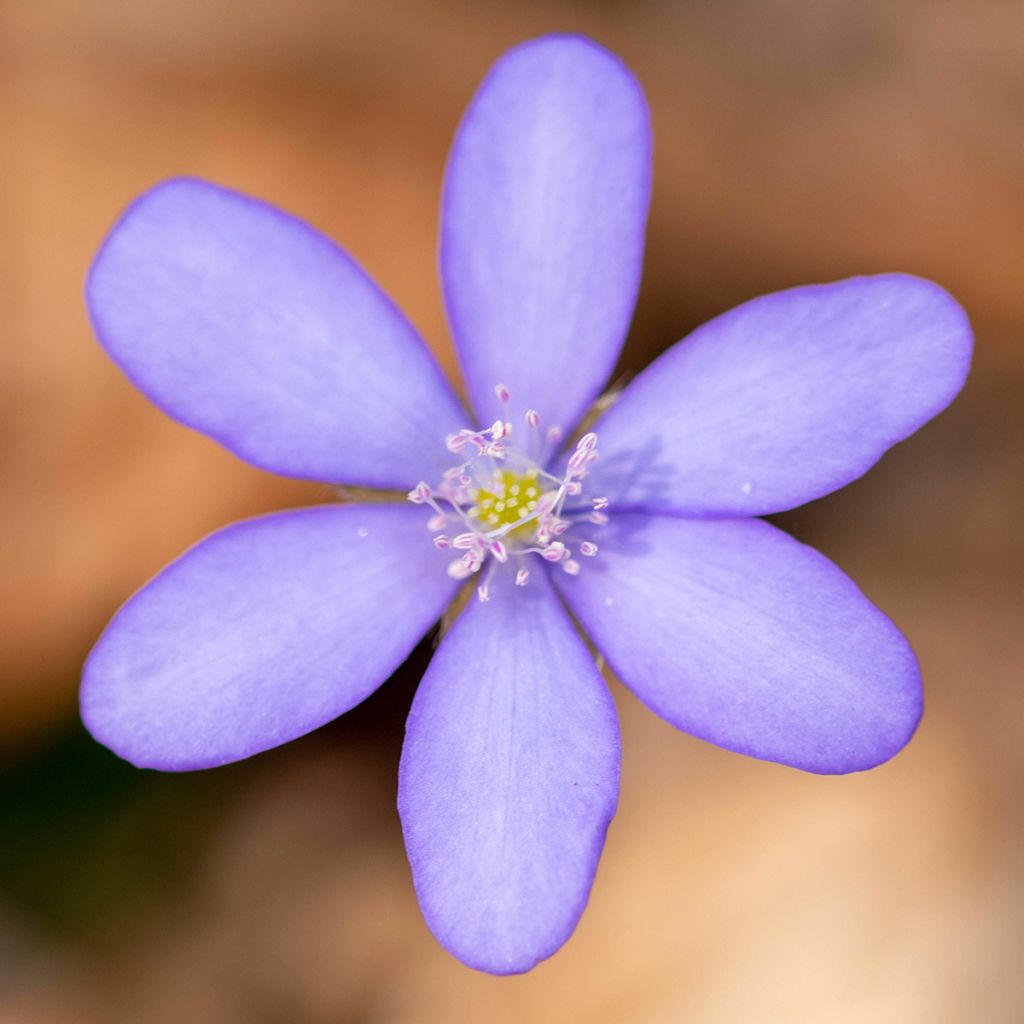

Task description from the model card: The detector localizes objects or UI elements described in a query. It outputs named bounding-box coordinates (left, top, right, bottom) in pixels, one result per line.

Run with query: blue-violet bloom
left=81, top=34, right=973, bottom=974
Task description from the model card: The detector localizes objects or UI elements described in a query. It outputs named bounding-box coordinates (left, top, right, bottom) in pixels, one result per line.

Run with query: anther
left=562, top=559, right=581, bottom=576
left=543, top=541, right=568, bottom=562
left=515, top=569, right=530, bottom=587
left=592, top=497, right=609, bottom=510
left=525, top=409, right=540, bottom=428
left=579, top=541, right=598, bottom=557
left=433, top=535, right=451, bottom=550
left=447, top=557, right=474, bottom=580
left=494, top=383, right=511, bottom=404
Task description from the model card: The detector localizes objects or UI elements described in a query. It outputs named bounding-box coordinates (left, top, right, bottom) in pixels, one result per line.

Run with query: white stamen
left=419, top=389, right=610, bottom=591
left=447, top=557, right=474, bottom=579
left=542, top=541, right=568, bottom=562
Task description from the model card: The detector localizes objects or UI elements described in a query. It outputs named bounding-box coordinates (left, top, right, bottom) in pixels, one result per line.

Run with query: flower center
left=407, top=384, right=609, bottom=601
left=468, top=469, right=542, bottom=537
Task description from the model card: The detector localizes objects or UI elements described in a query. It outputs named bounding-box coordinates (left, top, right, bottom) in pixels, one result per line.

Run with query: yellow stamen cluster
left=467, top=469, right=542, bottom=536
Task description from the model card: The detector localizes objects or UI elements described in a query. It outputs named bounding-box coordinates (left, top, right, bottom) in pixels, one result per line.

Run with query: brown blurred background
left=2, top=1, right=1023, bottom=1021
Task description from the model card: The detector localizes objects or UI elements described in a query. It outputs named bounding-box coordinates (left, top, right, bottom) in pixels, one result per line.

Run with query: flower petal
left=87, top=178, right=466, bottom=486
left=82, top=505, right=457, bottom=770
left=588, top=275, right=972, bottom=515
left=555, top=513, right=922, bottom=774
left=398, top=570, right=619, bottom=974
left=441, top=34, right=651, bottom=436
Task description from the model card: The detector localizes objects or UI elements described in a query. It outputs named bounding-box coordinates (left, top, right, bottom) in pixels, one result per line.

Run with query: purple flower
left=81, top=34, right=972, bottom=974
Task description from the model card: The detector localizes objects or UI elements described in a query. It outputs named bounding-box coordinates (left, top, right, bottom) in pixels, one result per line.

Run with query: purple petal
left=82, top=505, right=457, bottom=770
left=441, top=34, right=651, bottom=437
left=555, top=513, right=922, bottom=774
left=87, top=178, right=466, bottom=487
left=588, top=275, right=972, bottom=515
left=398, top=570, right=619, bottom=974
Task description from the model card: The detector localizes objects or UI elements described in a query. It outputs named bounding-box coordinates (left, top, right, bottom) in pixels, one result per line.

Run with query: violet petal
left=555, top=513, right=922, bottom=774
left=82, top=505, right=458, bottom=770
left=398, top=570, right=620, bottom=974
left=87, top=178, right=466, bottom=487
left=587, top=275, right=972, bottom=515
left=441, top=34, right=651, bottom=437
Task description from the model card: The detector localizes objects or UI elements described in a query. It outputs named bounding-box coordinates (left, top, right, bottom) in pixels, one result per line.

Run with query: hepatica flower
left=82, top=35, right=972, bottom=973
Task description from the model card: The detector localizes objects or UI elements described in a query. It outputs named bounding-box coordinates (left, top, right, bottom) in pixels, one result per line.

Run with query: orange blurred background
left=2, top=1, right=1022, bottom=1021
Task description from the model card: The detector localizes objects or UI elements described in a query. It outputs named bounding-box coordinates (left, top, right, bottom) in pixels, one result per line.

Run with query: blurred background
left=2, top=1, right=1022, bottom=1021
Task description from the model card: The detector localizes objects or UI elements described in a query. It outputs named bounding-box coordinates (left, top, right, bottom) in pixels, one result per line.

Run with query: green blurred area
left=1, top=721, right=220, bottom=935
